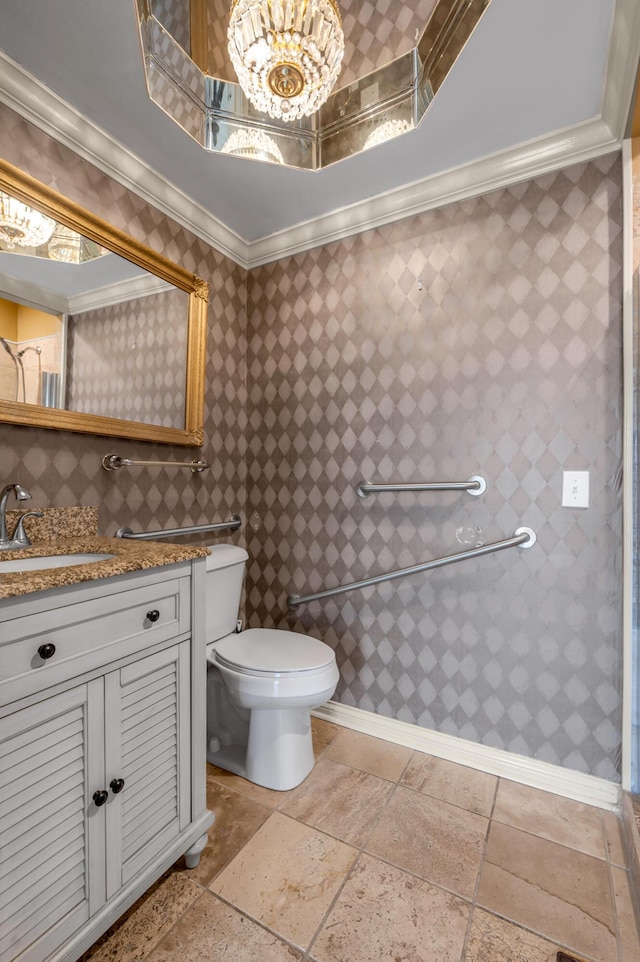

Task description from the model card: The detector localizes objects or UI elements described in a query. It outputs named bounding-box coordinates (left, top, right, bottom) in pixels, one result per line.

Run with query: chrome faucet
left=0, top=483, right=33, bottom=549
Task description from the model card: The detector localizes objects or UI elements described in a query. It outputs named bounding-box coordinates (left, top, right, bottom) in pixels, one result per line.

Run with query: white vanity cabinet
left=0, top=559, right=212, bottom=962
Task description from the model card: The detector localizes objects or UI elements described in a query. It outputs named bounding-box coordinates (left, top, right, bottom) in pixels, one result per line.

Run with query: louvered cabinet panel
left=0, top=683, right=104, bottom=962
left=104, top=642, right=190, bottom=897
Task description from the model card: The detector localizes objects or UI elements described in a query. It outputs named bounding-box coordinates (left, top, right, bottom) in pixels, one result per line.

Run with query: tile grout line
left=303, top=748, right=419, bottom=961
left=458, top=773, right=501, bottom=961
left=138, top=887, right=209, bottom=962
left=205, top=886, right=308, bottom=960
left=457, top=778, right=613, bottom=962
left=602, top=810, right=626, bottom=962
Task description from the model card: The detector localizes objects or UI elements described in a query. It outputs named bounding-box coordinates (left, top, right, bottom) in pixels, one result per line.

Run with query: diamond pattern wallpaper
left=66, top=289, right=188, bottom=428
left=245, top=154, right=624, bottom=781
left=0, top=101, right=248, bottom=546
left=0, top=99, right=624, bottom=782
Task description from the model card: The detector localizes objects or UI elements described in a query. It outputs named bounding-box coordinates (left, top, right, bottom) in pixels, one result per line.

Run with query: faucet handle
left=12, top=510, right=44, bottom=547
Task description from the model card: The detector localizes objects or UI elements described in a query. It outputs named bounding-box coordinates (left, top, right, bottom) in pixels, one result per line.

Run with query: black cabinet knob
left=38, top=643, right=56, bottom=659
left=110, top=778, right=125, bottom=794
left=93, top=789, right=108, bottom=807
left=146, top=609, right=160, bottom=623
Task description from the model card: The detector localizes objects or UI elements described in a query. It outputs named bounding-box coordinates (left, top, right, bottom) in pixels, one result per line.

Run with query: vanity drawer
left=0, top=576, right=190, bottom=689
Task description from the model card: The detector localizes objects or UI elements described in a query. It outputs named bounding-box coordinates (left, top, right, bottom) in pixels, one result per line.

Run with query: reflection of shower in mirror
left=0, top=337, right=46, bottom=403
left=0, top=296, right=64, bottom=406
left=0, top=334, right=19, bottom=401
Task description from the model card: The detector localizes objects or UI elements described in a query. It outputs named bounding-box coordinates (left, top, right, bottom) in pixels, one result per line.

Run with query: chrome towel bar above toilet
left=287, top=527, right=536, bottom=609
left=116, top=516, right=242, bottom=540
left=356, top=476, right=486, bottom=498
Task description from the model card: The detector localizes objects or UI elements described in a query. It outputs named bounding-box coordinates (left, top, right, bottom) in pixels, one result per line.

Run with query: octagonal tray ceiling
left=0, top=0, right=637, bottom=267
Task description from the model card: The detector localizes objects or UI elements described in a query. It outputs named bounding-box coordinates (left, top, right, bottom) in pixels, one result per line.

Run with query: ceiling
left=0, top=0, right=638, bottom=268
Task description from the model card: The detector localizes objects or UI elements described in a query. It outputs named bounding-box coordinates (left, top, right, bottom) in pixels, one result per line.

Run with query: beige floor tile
left=180, top=775, right=271, bottom=885
left=492, top=780, right=606, bottom=860
left=211, top=811, right=358, bottom=949
left=146, top=891, right=301, bottom=962
left=311, top=716, right=342, bottom=756
left=477, top=822, right=617, bottom=962
left=603, top=811, right=627, bottom=867
left=205, top=762, right=296, bottom=808
left=401, top=754, right=497, bottom=816
left=464, top=908, right=563, bottom=962
left=79, top=871, right=202, bottom=962
left=323, top=728, right=413, bottom=781
left=365, top=784, right=488, bottom=899
left=280, top=756, right=393, bottom=846
left=310, top=853, right=469, bottom=962
left=611, top=866, right=640, bottom=962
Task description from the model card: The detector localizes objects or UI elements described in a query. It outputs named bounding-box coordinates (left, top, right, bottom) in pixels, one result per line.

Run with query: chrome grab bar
left=116, top=515, right=242, bottom=540
left=102, top=454, right=209, bottom=473
left=287, top=527, right=536, bottom=609
left=356, top=476, right=486, bottom=498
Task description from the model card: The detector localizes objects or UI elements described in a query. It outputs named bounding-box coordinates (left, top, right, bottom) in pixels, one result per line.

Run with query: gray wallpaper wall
left=0, top=100, right=625, bottom=783
left=66, top=289, right=188, bottom=429
left=245, top=154, right=624, bottom=781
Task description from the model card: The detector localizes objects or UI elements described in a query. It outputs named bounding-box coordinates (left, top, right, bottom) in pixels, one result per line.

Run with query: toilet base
left=207, top=706, right=315, bottom=791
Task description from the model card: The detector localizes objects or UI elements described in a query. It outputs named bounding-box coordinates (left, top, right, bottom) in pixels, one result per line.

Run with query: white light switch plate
left=562, top=471, right=589, bottom=508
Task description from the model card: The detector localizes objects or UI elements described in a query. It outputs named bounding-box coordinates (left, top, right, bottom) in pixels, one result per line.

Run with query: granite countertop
left=0, top=535, right=209, bottom=600
left=0, top=500, right=213, bottom=600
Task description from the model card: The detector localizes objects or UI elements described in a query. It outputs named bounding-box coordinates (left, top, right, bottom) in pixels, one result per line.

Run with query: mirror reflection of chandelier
left=227, top=0, right=345, bottom=122
left=0, top=192, right=55, bottom=248
left=222, top=128, right=284, bottom=164
left=48, top=224, right=83, bottom=263
left=47, top=224, right=109, bottom=263
left=364, top=118, right=413, bottom=150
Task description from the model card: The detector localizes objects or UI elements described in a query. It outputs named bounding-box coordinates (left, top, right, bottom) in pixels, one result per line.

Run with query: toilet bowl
left=204, top=545, right=339, bottom=790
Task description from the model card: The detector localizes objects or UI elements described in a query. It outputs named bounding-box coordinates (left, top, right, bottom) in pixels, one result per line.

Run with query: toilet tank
left=205, top=544, right=249, bottom=642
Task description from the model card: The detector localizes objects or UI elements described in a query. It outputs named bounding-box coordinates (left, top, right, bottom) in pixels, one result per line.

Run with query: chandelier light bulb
left=228, top=0, right=345, bottom=122
left=0, top=192, right=55, bottom=249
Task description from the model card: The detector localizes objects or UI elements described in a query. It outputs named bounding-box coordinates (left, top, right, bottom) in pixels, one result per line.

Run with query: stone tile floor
left=83, top=720, right=640, bottom=962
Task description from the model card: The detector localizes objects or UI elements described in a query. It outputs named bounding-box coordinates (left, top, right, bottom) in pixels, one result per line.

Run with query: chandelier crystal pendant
left=227, top=0, right=345, bottom=122
left=0, top=192, right=55, bottom=249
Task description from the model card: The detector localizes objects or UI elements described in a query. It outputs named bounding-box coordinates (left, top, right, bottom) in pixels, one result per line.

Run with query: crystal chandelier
left=0, top=192, right=55, bottom=248
left=48, top=224, right=83, bottom=263
left=222, top=128, right=284, bottom=165
left=48, top=224, right=107, bottom=263
left=227, top=0, right=344, bottom=122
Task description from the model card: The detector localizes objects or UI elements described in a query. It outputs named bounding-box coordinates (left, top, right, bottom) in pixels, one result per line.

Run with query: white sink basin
left=0, top=553, right=116, bottom=573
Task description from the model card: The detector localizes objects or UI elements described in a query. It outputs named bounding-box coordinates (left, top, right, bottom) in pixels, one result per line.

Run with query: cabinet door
left=104, top=642, right=191, bottom=898
left=0, top=683, right=104, bottom=962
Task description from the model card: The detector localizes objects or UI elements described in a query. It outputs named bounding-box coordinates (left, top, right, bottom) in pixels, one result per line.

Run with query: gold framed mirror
left=0, top=158, right=207, bottom=446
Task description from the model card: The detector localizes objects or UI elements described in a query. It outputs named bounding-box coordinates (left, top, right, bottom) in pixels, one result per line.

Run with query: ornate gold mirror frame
left=0, top=158, right=207, bottom=446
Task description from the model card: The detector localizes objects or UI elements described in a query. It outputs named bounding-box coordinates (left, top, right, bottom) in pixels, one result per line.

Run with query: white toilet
left=204, top=544, right=339, bottom=790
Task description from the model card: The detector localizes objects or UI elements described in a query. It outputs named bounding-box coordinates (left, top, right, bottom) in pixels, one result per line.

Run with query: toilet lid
left=214, top=628, right=335, bottom=676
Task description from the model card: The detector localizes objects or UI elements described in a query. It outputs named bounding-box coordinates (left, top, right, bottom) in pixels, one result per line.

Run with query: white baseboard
left=313, top=701, right=620, bottom=812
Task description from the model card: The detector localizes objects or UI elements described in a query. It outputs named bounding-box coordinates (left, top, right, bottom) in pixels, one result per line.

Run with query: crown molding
left=0, top=0, right=637, bottom=270
left=0, top=260, right=172, bottom=315
left=0, top=52, right=247, bottom=267
left=66, top=272, right=173, bottom=314
left=245, top=117, right=619, bottom=267
left=0, top=270, right=67, bottom=315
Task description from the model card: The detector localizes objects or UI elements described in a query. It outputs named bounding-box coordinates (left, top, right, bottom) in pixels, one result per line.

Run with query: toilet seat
left=213, top=628, right=335, bottom=677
